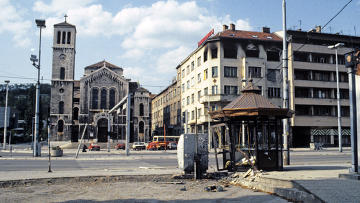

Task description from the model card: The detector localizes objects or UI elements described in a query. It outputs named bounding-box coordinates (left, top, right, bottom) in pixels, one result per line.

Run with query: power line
left=322, top=0, right=352, bottom=30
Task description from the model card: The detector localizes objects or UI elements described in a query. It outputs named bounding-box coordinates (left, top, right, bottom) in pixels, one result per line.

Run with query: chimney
left=223, top=24, right=228, bottom=31
left=262, top=27, right=270, bottom=33
left=230, top=23, right=235, bottom=31
left=315, top=26, right=321, bottom=33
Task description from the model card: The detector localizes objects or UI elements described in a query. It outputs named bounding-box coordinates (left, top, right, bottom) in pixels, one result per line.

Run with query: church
left=49, top=18, right=152, bottom=143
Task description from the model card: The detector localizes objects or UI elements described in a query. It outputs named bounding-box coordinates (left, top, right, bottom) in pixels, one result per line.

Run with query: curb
left=236, top=176, right=324, bottom=203
left=0, top=174, right=174, bottom=188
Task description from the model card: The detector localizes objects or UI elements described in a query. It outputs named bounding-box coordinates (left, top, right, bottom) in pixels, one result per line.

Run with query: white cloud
left=0, top=0, right=32, bottom=47
left=32, top=0, right=253, bottom=92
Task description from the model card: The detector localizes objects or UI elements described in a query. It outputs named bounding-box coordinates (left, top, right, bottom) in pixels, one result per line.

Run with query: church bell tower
left=50, top=15, right=76, bottom=141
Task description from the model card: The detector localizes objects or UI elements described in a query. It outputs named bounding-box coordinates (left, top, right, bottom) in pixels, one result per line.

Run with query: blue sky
left=0, top=0, right=359, bottom=93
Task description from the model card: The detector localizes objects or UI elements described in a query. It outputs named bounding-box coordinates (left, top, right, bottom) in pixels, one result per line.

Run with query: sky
left=0, top=0, right=360, bottom=93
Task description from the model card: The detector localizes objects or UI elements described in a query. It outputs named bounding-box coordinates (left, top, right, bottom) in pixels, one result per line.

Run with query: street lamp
left=328, top=43, right=345, bottom=152
left=2, top=80, right=10, bottom=150
left=30, top=19, right=46, bottom=157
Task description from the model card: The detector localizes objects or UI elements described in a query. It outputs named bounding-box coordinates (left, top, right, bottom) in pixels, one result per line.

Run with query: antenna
left=299, top=20, right=302, bottom=30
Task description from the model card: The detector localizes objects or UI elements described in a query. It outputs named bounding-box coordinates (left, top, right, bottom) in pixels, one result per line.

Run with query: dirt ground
left=0, top=176, right=288, bottom=203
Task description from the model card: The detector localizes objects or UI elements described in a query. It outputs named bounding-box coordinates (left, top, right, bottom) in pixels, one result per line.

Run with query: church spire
left=64, top=14, right=68, bottom=23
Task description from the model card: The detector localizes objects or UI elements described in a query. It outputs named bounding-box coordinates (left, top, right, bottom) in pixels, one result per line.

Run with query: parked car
left=167, top=142, right=177, bottom=150
left=115, top=143, right=125, bottom=150
left=132, top=142, right=146, bottom=150
left=88, top=143, right=100, bottom=151
left=147, top=142, right=158, bottom=150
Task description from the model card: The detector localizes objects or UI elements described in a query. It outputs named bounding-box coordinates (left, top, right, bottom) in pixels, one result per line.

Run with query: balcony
left=294, top=116, right=350, bottom=127
left=294, top=98, right=349, bottom=106
left=199, top=94, right=238, bottom=104
left=294, top=80, right=349, bottom=89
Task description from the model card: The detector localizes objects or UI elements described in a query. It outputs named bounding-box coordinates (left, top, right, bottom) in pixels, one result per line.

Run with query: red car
left=88, top=143, right=100, bottom=151
left=115, top=143, right=125, bottom=150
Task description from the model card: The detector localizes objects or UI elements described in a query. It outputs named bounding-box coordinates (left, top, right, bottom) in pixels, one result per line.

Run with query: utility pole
left=282, top=0, right=290, bottom=165
left=328, top=43, right=345, bottom=152
left=125, top=93, right=131, bottom=156
left=3, top=80, right=10, bottom=150
left=31, top=19, right=46, bottom=157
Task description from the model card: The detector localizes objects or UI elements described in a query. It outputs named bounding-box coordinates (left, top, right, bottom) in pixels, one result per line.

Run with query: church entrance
left=97, top=118, right=108, bottom=142
left=71, top=125, right=79, bottom=142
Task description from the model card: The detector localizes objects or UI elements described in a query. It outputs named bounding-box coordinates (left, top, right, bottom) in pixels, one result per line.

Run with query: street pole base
left=283, top=150, right=290, bottom=165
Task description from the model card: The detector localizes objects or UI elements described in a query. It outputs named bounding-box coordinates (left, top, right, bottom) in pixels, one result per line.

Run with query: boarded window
left=109, top=89, right=116, bottom=109
left=139, top=103, right=144, bottom=116
left=57, top=31, right=61, bottom=44
left=100, top=89, right=107, bottom=109
left=60, top=67, right=65, bottom=80
left=62, top=31, right=66, bottom=44
left=67, top=32, right=71, bottom=44
left=59, top=101, right=64, bottom=114
left=92, top=88, right=98, bottom=109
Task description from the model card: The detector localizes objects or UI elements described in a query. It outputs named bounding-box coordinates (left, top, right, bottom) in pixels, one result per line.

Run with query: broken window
left=245, top=44, right=259, bottom=58
left=224, top=43, right=237, bottom=58
left=211, top=47, right=218, bottom=59
left=204, top=48, right=208, bottom=62
left=267, top=49, right=280, bottom=61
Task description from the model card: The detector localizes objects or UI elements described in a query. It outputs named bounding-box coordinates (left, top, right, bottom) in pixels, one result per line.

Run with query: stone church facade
left=50, top=20, right=151, bottom=143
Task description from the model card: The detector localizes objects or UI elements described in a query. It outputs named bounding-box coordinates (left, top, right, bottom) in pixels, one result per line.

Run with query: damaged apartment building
left=155, top=23, right=360, bottom=147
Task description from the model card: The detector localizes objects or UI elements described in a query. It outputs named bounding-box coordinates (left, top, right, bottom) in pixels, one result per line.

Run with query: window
left=73, top=108, right=79, bottom=120
left=100, top=89, right=107, bottom=109
left=212, top=66, right=218, bottom=77
left=186, top=80, right=190, bottom=89
left=204, top=87, right=208, bottom=96
left=204, top=69, right=208, bottom=80
left=187, top=96, right=190, bottom=105
left=197, top=108, right=201, bottom=118
left=109, top=89, right=116, bottom=109
left=268, top=87, right=281, bottom=98
left=313, top=105, right=332, bottom=116
left=191, top=94, right=194, bottom=104
left=139, top=103, right=144, bottom=116
left=59, top=101, right=64, bottom=114
left=204, top=48, right=208, bottom=62
left=295, top=105, right=312, bottom=116
left=182, top=84, right=185, bottom=92
left=57, top=31, right=61, bottom=44
left=191, top=61, right=194, bottom=71
left=211, top=47, right=218, bottom=58
left=57, top=120, right=64, bottom=132
left=267, top=50, right=280, bottom=61
left=248, top=66, right=261, bottom=78
left=60, top=67, right=65, bottom=80
left=197, top=56, right=201, bottom=67
left=267, top=69, right=278, bottom=82
left=67, top=32, right=71, bottom=44
left=182, top=69, right=185, bottom=78
left=211, top=85, right=218, bottom=95
left=186, top=65, right=190, bottom=75
left=191, top=77, right=195, bottom=87
left=245, top=44, right=259, bottom=57
left=139, top=121, right=144, bottom=133
left=224, top=85, right=238, bottom=95
left=224, top=66, right=237, bottom=77
left=182, top=98, right=185, bottom=107
left=191, top=110, right=195, bottom=120
left=92, top=88, right=98, bottom=109
left=197, top=90, right=201, bottom=102
left=224, top=44, right=237, bottom=58
left=62, top=31, right=66, bottom=44
left=197, top=73, right=201, bottom=83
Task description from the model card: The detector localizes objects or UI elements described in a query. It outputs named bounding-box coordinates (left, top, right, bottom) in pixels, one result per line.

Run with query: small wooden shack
left=210, top=80, right=293, bottom=171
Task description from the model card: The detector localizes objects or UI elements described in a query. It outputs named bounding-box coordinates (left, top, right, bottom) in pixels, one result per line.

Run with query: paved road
left=0, top=147, right=352, bottom=172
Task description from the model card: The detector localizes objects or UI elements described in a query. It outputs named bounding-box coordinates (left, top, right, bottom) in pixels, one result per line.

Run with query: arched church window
left=62, top=31, right=66, bottom=44
left=92, top=88, right=99, bottom=109
left=58, top=120, right=64, bottom=132
left=67, top=32, right=71, bottom=44
left=57, top=31, right=61, bottom=44
left=139, top=121, right=144, bottom=133
left=100, top=88, right=107, bottom=109
left=59, top=101, right=64, bottom=114
left=109, top=89, right=116, bottom=109
left=139, top=103, right=144, bottom=116
left=60, top=67, right=65, bottom=80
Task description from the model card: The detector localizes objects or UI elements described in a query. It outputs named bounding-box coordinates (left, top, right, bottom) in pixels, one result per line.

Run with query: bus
left=147, top=136, right=180, bottom=150
left=152, top=136, right=180, bottom=143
